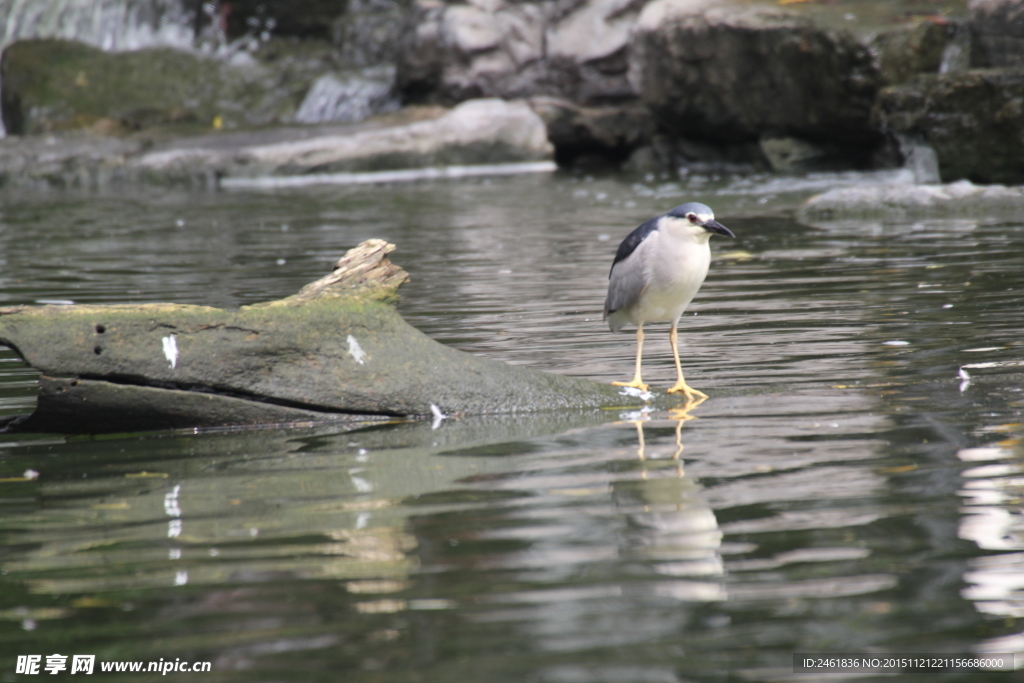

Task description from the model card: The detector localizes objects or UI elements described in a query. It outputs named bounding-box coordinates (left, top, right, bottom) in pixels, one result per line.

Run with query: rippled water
left=1, top=172, right=1023, bottom=680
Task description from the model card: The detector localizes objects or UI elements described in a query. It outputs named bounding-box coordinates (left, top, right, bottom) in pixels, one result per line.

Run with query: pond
left=0, top=170, right=1022, bottom=681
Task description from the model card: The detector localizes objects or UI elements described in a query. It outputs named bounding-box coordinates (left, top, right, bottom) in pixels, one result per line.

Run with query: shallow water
left=0, top=171, right=1022, bottom=681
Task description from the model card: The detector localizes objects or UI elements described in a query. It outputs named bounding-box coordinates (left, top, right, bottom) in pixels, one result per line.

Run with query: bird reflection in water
left=614, top=395, right=726, bottom=602
left=626, top=395, right=707, bottom=476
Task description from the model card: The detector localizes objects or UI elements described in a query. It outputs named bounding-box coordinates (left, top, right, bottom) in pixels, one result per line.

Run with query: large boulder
left=333, top=0, right=409, bottom=68
left=396, top=0, right=644, bottom=105
left=544, top=0, right=644, bottom=103
left=627, top=0, right=881, bottom=149
left=797, top=179, right=1024, bottom=223
left=528, top=96, right=654, bottom=165
left=871, top=18, right=959, bottom=86
left=0, top=38, right=317, bottom=136
left=0, top=98, right=553, bottom=188
left=873, top=68, right=1024, bottom=184
left=970, top=0, right=1024, bottom=67
left=0, top=132, right=143, bottom=190
left=127, top=98, right=552, bottom=184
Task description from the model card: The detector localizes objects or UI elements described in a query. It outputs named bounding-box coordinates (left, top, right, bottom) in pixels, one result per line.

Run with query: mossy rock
left=873, top=67, right=1024, bottom=184
left=871, top=18, right=953, bottom=87
left=0, top=39, right=311, bottom=136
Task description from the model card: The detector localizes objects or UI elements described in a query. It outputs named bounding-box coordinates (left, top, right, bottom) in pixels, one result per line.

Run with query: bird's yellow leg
left=612, top=324, right=649, bottom=391
left=666, top=324, right=708, bottom=399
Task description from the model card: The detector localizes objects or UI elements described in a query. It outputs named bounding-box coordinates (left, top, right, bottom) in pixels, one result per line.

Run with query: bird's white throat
left=661, top=215, right=714, bottom=243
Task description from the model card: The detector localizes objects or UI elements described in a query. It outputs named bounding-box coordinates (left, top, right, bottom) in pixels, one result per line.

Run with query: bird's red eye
left=687, top=214, right=698, bottom=223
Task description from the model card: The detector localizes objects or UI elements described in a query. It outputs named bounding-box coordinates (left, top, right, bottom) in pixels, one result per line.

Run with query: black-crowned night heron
left=604, top=202, right=734, bottom=399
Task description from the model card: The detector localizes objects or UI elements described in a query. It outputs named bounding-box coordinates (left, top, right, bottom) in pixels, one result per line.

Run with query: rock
left=395, top=0, right=656, bottom=163
left=396, top=0, right=645, bottom=105
left=628, top=0, right=881, bottom=149
left=528, top=96, right=654, bottom=165
left=969, top=0, right=1024, bottom=67
left=797, top=179, right=1024, bottom=222
left=294, top=67, right=400, bottom=124
left=250, top=36, right=404, bottom=124
left=624, top=134, right=763, bottom=175
left=759, top=136, right=828, bottom=173
left=221, top=0, right=349, bottom=41
left=544, top=0, right=644, bottom=103
left=0, top=132, right=144, bottom=190
left=0, top=38, right=312, bottom=136
left=0, top=239, right=637, bottom=434
left=0, top=98, right=553, bottom=188
left=873, top=68, right=1024, bottom=184
left=759, top=133, right=899, bottom=173
left=871, top=18, right=957, bottom=86
left=332, top=0, right=408, bottom=68
left=394, top=0, right=448, bottom=102
left=126, top=98, right=552, bottom=184
left=397, top=0, right=543, bottom=102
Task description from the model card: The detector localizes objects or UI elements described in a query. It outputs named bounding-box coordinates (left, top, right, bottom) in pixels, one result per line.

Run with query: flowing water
left=0, top=171, right=1022, bottom=681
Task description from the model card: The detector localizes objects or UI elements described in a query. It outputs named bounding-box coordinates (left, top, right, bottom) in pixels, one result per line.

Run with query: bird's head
left=666, top=202, right=735, bottom=239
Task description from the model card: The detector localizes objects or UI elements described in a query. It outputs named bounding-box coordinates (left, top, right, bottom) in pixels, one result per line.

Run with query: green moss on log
left=0, top=239, right=639, bottom=433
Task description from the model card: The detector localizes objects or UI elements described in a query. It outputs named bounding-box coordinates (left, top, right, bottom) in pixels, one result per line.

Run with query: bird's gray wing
left=610, top=217, right=659, bottom=273
left=604, top=218, right=659, bottom=320
left=604, top=246, right=650, bottom=319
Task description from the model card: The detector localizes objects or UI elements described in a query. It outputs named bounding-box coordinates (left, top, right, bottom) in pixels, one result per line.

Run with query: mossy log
left=0, top=240, right=636, bottom=433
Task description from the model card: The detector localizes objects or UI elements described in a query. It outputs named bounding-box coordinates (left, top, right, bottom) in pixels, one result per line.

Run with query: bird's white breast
left=633, top=222, right=711, bottom=324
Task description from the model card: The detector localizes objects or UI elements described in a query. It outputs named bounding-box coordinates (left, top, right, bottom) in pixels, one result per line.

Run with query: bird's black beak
left=703, top=219, right=735, bottom=239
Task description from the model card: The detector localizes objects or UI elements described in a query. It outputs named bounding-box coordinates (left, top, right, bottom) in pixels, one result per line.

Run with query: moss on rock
left=0, top=39, right=313, bottom=136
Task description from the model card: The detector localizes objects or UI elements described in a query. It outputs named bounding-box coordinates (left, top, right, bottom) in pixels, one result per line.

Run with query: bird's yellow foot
left=666, top=381, right=708, bottom=400
left=612, top=379, right=649, bottom=392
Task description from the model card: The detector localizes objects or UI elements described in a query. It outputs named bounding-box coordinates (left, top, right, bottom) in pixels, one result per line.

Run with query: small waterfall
left=0, top=0, right=195, bottom=52
left=294, top=68, right=399, bottom=125
left=895, top=133, right=941, bottom=184
left=939, top=22, right=972, bottom=74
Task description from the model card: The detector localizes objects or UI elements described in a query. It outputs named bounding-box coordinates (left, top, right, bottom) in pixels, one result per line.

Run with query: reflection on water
left=1, top=173, right=1024, bottom=679
left=958, top=442, right=1024, bottom=659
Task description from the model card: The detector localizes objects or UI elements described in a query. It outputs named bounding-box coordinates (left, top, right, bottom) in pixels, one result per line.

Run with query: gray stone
left=127, top=98, right=552, bottom=183
left=396, top=0, right=645, bottom=105
left=759, top=136, right=827, bottom=172
left=797, top=179, right=1024, bottom=223
left=970, top=0, right=1024, bottom=67
left=294, top=67, right=400, bottom=124
left=332, top=0, right=408, bottom=68
left=659, top=134, right=763, bottom=174
left=528, top=96, right=654, bottom=165
left=628, top=0, right=880, bottom=147
left=545, top=0, right=643, bottom=103
left=873, top=68, right=1024, bottom=184
left=0, top=98, right=554, bottom=188
left=871, top=18, right=956, bottom=86
left=622, top=132, right=762, bottom=175
left=0, top=132, right=143, bottom=190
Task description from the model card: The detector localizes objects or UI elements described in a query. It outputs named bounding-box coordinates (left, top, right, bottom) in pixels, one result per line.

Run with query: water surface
left=0, top=171, right=1022, bottom=681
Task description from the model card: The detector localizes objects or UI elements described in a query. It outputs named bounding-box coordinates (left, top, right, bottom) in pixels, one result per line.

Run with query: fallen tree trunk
left=0, top=240, right=636, bottom=433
